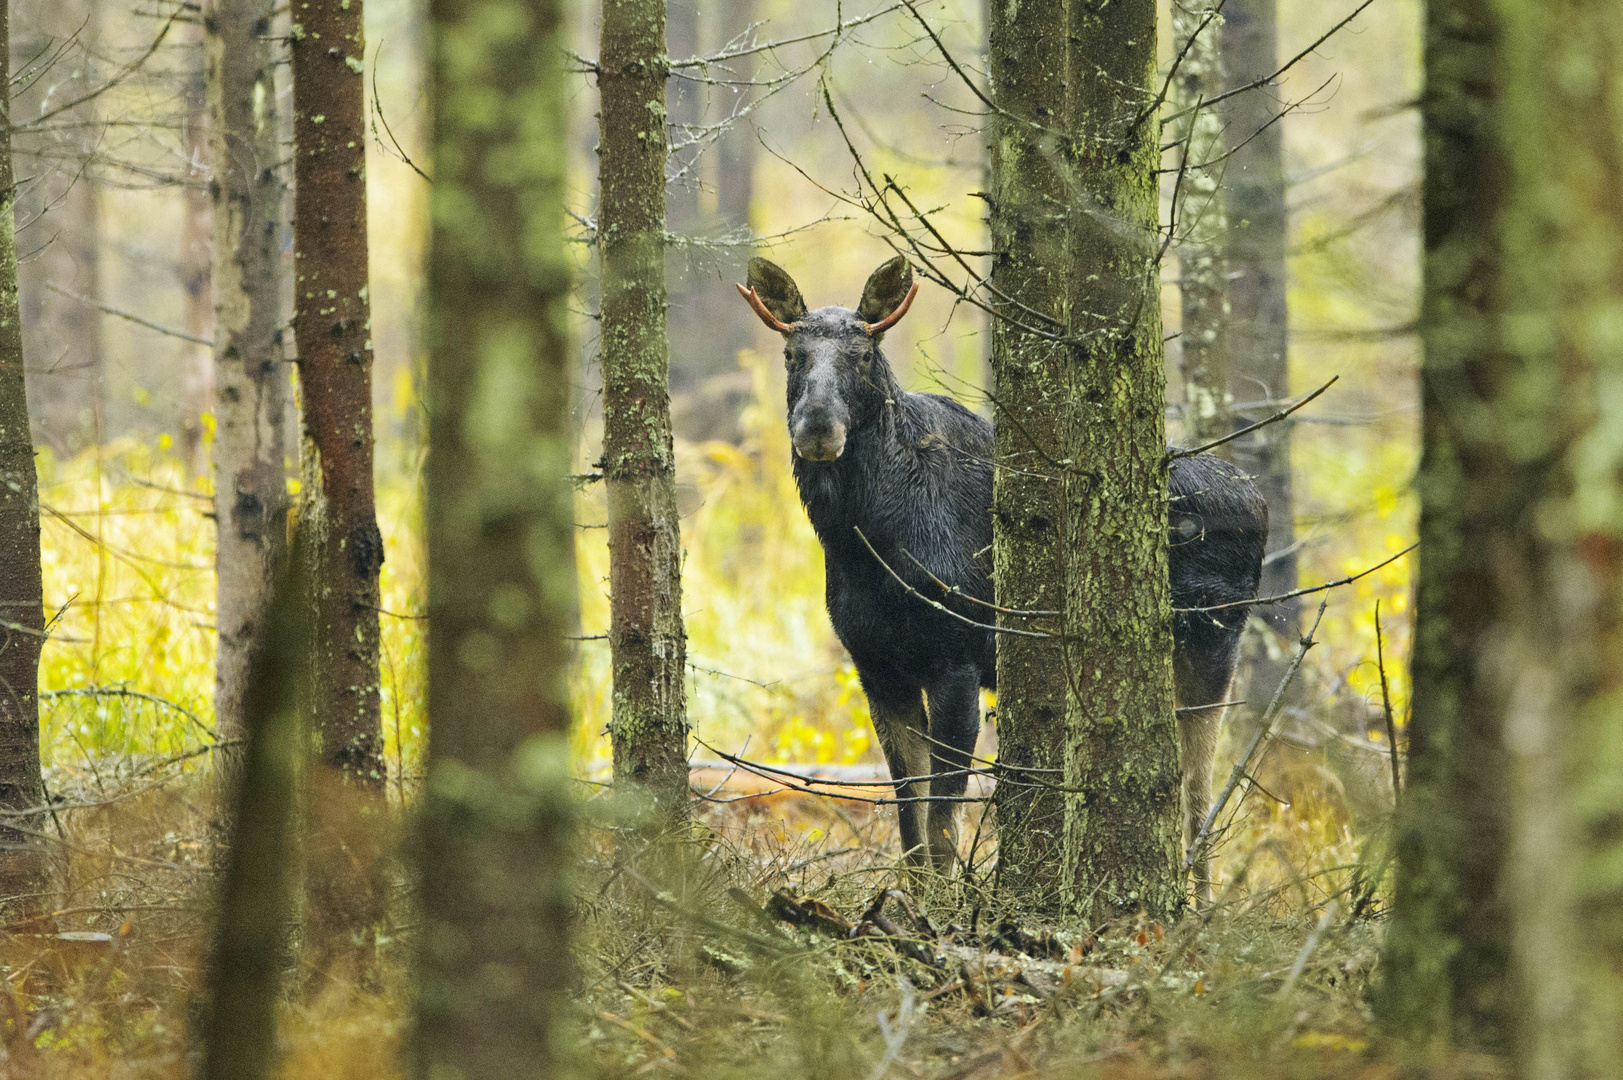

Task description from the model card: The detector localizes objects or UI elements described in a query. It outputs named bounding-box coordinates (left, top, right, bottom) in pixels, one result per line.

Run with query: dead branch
left=1374, top=600, right=1401, bottom=799
left=1168, top=376, right=1338, bottom=459
left=853, top=526, right=1051, bottom=639
left=1185, top=597, right=1328, bottom=873
left=1177, top=541, right=1416, bottom=614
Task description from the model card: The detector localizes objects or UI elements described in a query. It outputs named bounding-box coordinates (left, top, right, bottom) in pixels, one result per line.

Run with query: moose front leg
left=923, top=665, right=982, bottom=873
left=865, top=685, right=931, bottom=865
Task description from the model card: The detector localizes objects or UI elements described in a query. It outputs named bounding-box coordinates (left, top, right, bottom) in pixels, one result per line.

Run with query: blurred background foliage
left=28, top=0, right=1419, bottom=839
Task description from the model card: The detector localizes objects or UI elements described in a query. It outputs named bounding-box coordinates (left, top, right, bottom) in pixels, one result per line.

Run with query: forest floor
left=0, top=763, right=1505, bottom=1080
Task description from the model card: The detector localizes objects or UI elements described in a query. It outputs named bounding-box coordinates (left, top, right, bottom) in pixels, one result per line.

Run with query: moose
left=737, top=256, right=1267, bottom=899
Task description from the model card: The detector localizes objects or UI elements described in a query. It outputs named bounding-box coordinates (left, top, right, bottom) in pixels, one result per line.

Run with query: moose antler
left=735, top=284, right=798, bottom=333
left=863, top=281, right=919, bottom=336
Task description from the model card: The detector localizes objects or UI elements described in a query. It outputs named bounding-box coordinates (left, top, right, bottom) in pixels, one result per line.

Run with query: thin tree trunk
left=1219, top=0, right=1298, bottom=700
left=0, top=0, right=47, bottom=918
left=414, top=0, right=576, bottom=1066
left=986, top=0, right=1072, bottom=914
left=198, top=544, right=305, bottom=1080
left=1381, top=1, right=1623, bottom=1068
left=1171, top=2, right=1231, bottom=447
left=208, top=0, right=290, bottom=787
left=290, top=0, right=383, bottom=786
left=289, top=0, right=385, bottom=963
left=599, top=0, right=689, bottom=824
left=1058, top=0, right=1182, bottom=926
left=702, top=0, right=756, bottom=394
left=182, top=18, right=215, bottom=476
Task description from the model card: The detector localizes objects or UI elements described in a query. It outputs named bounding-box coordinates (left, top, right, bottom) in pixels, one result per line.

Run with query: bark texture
left=0, top=0, right=46, bottom=914
left=291, top=0, right=384, bottom=786
left=208, top=0, right=291, bottom=783
left=1381, top=1, right=1623, bottom=1070
left=1058, top=0, right=1182, bottom=926
left=414, top=0, right=577, bottom=1067
left=1171, top=2, right=1232, bottom=447
left=986, top=0, right=1072, bottom=914
left=199, top=548, right=304, bottom=1080
left=1219, top=0, right=1299, bottom=693
left=599, top=0, right=690, bottom=824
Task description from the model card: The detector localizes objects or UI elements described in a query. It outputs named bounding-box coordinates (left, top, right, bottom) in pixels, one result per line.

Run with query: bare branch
left=1169, top=375, right=1338, bottom=459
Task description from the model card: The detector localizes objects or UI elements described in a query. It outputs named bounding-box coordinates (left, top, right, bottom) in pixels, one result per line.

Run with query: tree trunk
left=701, top=0, right=756, bottom=402
left=12, top=0, right=103, bottom=456
left=1171, top=2, right=1231, bottom=448
left=182, top=17, right=215, bottom=477
left=199, top=544, right=305, bottom=1080
left=413, top=0, right=577, bottom=1066
left=208, top=0, right=290, bottom=788
left=1381, top=0, right=1623, bottom=1068
left=290, top=0, right=385, bottom=964
left=598, top=0, right=689, bottom=824
left=0, top=0, right=47, bottom=918
left=986, top=0, right=1072, bottom=914
left=290, top=0, right=383, bottom=787
left=1218, top=0, right=1298, bottom=701
left=1058, top=0, right=1182, bottom=926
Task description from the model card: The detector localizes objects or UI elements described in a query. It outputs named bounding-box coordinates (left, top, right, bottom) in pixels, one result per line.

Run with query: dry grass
left=0, top=339, right=1434, bottom=1077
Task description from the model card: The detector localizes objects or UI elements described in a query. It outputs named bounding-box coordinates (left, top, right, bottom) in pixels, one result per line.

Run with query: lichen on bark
left=1056, top=0, right=1183, bottom=926
left=598, top=0, right=690, bottom=825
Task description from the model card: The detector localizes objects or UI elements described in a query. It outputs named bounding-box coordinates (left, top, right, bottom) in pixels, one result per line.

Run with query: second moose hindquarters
left=738, top=256, right=1266, bottom=897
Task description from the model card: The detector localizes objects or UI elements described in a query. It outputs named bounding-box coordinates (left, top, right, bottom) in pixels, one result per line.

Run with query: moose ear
left=744, top=258, right=808, bottom=329
left=857, top=256, right=915, bottom=326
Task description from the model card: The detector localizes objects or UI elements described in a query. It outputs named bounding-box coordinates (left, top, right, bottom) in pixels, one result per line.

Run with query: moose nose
left=792, top=419, right=847, bottom=461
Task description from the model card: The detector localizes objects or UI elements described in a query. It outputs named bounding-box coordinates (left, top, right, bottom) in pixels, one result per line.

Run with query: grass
left=0, top=344, right=1443, bottom=1077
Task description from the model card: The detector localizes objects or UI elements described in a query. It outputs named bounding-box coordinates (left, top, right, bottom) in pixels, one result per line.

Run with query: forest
left=0, top=0, right=1610, bottom=1074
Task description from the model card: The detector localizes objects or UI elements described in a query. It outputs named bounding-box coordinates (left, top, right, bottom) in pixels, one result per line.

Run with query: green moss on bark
left=598, top=0, right=689, bottom=824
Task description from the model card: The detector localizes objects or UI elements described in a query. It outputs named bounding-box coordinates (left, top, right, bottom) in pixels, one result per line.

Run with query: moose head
left=736, top=256, right=919, bottom=462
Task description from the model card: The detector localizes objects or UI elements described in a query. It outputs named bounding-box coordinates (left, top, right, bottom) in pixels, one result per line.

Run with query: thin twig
left=1178, top=542, right=1416, bottom=614
left=46, top=282, right=213, bottom=347
left=1168, top=376, right=1337, bottom=459
left=1185, top=597, right=1328, bottom=872
left=1374, top=600, right=1401, bottom=799
left=1160, top=0, right=1377, bottom=126
left=853, top=527, right=1050, bottom=639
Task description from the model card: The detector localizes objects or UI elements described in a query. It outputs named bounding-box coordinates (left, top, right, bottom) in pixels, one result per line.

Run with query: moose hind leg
left=868, top=688, right=931, bottom=865
left=1174, top=630, right=1242, bottom=908
left=923, top=666, right=982, bottom=873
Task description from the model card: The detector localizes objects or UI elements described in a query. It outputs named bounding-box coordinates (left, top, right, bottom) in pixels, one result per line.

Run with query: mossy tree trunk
left=1382, top=0, right=1623, bottom=1069
left=1219, top=0, right=1298, bottom=700
left=1058, top=0, right=1182, bottom=926
left=1171, top=2, right=1231, bottom=447
left=0, top=0, right=46, bottom=917
left=208, top=0, right=290, bottom=788
left=414, top=0, right=577, bottom=1067
left=598, top=0, right=690, bottom=825
left=290, top=0, right=386, bottom=961
left=986, top=0, right=1073, bottom=915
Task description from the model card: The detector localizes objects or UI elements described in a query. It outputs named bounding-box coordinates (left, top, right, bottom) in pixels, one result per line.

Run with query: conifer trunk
left=0, top=0, right=46, bottom=915
left=598, top=0, right=689, bottom=822
left=1058, top=0, right=1182, bottom=925
left=414, top=0, right=577, bottom=1067
left=208, top=0, right=290, bottom=783
left=1382, top=1, right=1623, bottom=1069
left=1219, top=0, right=1298, bottom=691
left=986, top=0, right=1073, bottom=914
left=290, top=0, right=383, bottom=786
left=1171, top=3, right=1231, bottom=447
left=290, top=0, right=385, bottom=962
